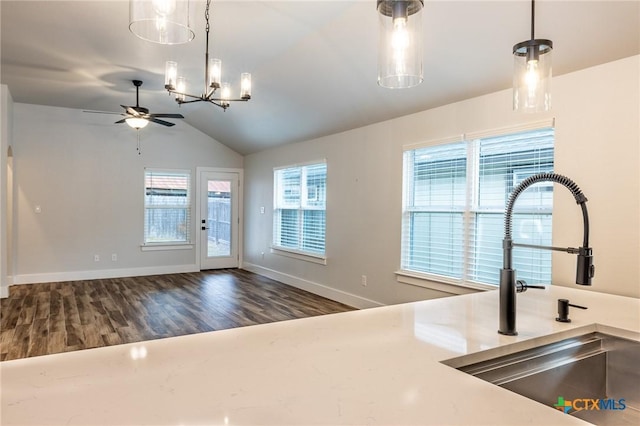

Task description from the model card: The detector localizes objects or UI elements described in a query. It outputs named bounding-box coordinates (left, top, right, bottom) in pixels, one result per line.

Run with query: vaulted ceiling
left=2, top=1, right=638, bottom=154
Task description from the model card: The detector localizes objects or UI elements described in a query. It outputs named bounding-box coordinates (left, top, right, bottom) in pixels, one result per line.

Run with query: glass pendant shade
left=125, top=117, right=149, bottom=129
left=513, top=39, right=552, bottom=112
left=513, top=1, right=553, bottom=112
left=130, top=0, right=195, bottom=45
left=377, top=0, right=424, bottom=89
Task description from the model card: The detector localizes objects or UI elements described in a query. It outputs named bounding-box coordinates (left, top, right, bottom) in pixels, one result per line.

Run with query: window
left=273, top=162, right=327, bottom=257
left=401, top=127, right=554, bottom=286
left=144, top=169, right=191, bottom=245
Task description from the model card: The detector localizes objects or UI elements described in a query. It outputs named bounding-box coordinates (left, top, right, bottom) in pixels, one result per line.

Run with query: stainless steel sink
left=443, top=332, right=640, bottom=425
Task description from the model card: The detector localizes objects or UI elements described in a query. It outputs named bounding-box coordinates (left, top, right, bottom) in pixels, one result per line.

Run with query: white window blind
left=402, top=142, right=467, bottom=278
left=273, top=162, right=327, bottom=256
left=144, top=169, right=191, bottom=245
left=401, top=128, right=554, bottom=286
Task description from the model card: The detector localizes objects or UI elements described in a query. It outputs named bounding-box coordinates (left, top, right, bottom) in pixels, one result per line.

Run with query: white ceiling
left=1, top=1, right=638, bottom=154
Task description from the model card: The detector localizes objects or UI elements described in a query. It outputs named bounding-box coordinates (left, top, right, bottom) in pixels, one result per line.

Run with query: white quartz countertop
left=1, top=285, right=639, bottom=425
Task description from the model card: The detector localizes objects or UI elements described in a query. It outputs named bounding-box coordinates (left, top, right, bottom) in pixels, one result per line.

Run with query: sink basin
left=443, top=332, right=640, bottom=425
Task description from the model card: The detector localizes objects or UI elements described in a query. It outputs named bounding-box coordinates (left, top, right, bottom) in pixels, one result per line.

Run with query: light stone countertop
left=1, top=285, right=639, bottom=425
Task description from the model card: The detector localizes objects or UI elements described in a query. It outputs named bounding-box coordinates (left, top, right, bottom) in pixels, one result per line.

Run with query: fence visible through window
left=207, top=181, right=231, bottom=257
left=144, top=169, right=191, bottom=245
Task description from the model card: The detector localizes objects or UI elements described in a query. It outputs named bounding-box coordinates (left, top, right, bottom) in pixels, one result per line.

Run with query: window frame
left=398, top=121, right=555, bottom=293
left=272, top=160, right=327, bottom=264
left=142, top=168, right=193, bottom=250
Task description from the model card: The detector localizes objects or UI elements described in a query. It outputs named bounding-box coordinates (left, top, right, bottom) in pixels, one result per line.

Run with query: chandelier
left=163, top=0, right=251, bottom=110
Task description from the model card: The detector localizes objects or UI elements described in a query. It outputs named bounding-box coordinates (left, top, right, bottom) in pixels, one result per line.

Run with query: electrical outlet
left=111, top=253, right=117, bottom=262
left=94, top=254, right=100, bottom=262
left=361, top=275, right=367, bottom=286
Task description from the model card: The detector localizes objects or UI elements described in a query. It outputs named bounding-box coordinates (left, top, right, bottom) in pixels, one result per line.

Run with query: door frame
left=195, top=167, right=243, bottom=270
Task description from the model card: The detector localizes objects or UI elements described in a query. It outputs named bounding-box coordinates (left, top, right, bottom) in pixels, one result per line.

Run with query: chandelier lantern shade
left=208, top=58, right=222, bottom=89
left=164, top=61, right=178, bottom=89
left=240, top=73, right=252, bottom=100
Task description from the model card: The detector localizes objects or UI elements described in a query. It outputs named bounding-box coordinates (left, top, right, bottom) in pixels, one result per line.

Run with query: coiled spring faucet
left=499, top=173, right=595, bottom=336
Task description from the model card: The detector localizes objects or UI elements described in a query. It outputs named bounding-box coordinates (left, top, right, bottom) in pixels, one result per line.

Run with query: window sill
left=395, top=270, right=495, bottom=295
left=271, top=247, right=327, bottom=265
left=141, top=244, right=194, bottom=252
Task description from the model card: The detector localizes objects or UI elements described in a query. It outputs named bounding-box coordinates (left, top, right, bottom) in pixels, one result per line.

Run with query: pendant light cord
left=530, top=0, right=535, bottom=40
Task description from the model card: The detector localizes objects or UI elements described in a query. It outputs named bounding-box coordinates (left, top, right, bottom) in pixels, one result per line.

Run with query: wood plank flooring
left=0, top=269, right=354, bottom=361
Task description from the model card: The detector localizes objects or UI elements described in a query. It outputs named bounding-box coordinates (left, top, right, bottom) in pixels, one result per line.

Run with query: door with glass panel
left=199, top=171, right=239, bottom=269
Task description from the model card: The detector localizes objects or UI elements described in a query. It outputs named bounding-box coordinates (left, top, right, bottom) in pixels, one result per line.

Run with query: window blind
left=274, top=162, right=327, bottom=256
left=402, top=142, right=467, bottom=278
left=471, top=128, right=555, bottom=284
left=401, top=127, right=554, bottom=286
left=144, top=169, right=191, bottom=244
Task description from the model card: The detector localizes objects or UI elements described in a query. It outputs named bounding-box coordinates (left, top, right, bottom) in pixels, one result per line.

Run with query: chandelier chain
left=205, top=0, right=211, bottom=37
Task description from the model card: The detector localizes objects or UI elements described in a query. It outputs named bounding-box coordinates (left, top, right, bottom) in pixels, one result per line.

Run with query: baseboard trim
left=11, top=264, right=200, bottom=286
left=242, top=262, right=384, bottom=309
left=0, top=286, right=8, bottom=298
left=10, top=263, right=385, bottom=309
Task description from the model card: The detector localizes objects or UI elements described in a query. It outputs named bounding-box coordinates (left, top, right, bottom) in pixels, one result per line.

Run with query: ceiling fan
left=84, top=80, right=184, bottom=129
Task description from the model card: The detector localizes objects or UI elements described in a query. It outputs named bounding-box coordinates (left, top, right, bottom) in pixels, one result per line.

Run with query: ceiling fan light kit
left=163, top=0, right=252, bottom=110
left=84, top=80, right=184, bottom=129
left=129, top=0, right=195, bottom=45
left=125, top=117, right=150, bottom=129
left=513, top=0, right=553, bottom=112
left=377, top=0, right=424, bottom=89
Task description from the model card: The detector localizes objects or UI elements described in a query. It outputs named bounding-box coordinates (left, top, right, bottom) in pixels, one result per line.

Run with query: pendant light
left=377, top=0, right=424, bottom=89
left=513, top=0, right=553, bottom=112
left=129, top=0, right=195, bottom=45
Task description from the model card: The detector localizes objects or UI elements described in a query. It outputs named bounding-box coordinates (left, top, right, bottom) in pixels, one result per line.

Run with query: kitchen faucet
left=499, top=173, right=595, bottom=335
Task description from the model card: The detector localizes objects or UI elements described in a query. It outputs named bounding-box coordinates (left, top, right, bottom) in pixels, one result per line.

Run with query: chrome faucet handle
left=515, top=280, right=545, bottom=293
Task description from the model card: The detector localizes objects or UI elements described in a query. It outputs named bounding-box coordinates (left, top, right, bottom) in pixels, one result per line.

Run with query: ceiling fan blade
left=83, top=110, right=123, bottom=115
left=121, top=105, right=140, bottom=116
left=114, top=119, right=127, bottom=124
left=150, top=113, right=184, bottom=119
left=150, top=118, right=175, bottom=127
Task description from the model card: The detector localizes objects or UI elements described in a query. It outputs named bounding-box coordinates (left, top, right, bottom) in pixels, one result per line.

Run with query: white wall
left=243, top=55, right=640, bottom=306
left=0, top=84, right=14, bottom=298
left=551, top=55, right=639, bottom=299
left=11, top=103, right=243, bottom=285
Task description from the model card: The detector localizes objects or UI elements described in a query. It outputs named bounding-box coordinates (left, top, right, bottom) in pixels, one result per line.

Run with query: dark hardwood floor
left=0, top=269, right=354, bottom=361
